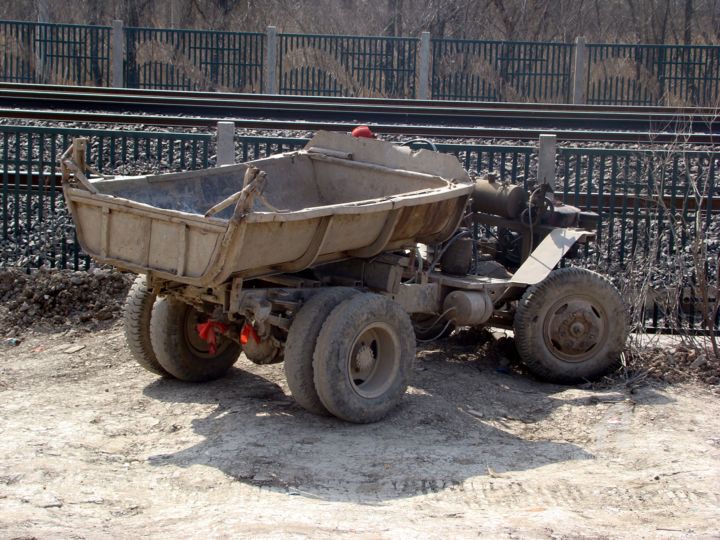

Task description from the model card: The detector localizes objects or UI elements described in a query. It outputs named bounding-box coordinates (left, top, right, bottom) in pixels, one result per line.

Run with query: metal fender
left=509, top=228, right=589, bottom=286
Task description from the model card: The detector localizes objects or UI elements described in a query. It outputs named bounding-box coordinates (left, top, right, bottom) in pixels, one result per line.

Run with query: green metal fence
left=236, top=135, right=536, bottom=181
left=558, top=147, right=718, bottom=263
left=0, top=20, right=110, bottom=85
left=125, top=27, right=264, bottom=91
left=586, top=44, right=720, bottom=106
left=278, top=34, right=418, bottom=97
left=2, top=19, right=720, bottom=105
left=237, top=136, right=308, bottom=161
left=431, top=39, right=573, bottom=102
left=431, top=141, right=534, bottom=185
left=234, top=136, right=534, bottom=186
left=1, top=128, right=718, bottom=331
left=0, top=125, right=212, bottom=270
left=558, top=146, right=719, bottom=330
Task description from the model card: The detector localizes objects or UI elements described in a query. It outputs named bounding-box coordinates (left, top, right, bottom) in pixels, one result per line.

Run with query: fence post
left=572, top=36, right=587, bottom=104
left=37, top=0, right=50, bottom=22
left=170, top=0, right=179, bottom=27
left=418, top=32, right=431, bottom=100
left=111, top=20, right=125, bottom=88
left=36, top=0, right=50, bottom=83
left=216, top=122, right=236, bottom=166
left=537, top=134, right=557, bottom=189
left=264, top=26, right=278, bottom=94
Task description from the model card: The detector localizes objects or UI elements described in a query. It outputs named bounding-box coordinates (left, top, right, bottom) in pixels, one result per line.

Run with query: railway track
left=3, top=82, right=718, bottom=114
left=0, top=83, right=717, bottom=144
left=1, top=107, right=717, bottom=145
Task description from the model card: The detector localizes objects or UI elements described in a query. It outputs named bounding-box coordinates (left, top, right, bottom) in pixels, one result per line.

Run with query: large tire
left=313, top=294, right=415, bottom=423
left=123, top=275, right=169, bottom=376
left=284, top=287, right=358, bottom=415
left=514, top=267, right=627, bottom=384
left=150, top=297, right=241, bottom=382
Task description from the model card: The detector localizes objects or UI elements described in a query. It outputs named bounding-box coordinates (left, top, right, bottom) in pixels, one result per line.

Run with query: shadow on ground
left=142, top=337, right=674, bottom=503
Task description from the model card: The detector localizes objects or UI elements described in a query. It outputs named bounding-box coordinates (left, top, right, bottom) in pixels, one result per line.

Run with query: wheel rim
left=182, top=305, right=231, bottom=359
left=542, top=295, right=608, bottom=363
left=346, top=322, right=400, bottom=399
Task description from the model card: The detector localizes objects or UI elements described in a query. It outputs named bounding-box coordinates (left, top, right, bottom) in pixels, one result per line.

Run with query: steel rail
left=0, top=86, right=717, bottom=134
left=1, top=82, right=718, bottom=115
left=0, top=107, right=716, bottom=144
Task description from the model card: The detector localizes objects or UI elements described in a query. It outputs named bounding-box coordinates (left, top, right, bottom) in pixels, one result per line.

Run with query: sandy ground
left=1, top=324, right=719, bottom=539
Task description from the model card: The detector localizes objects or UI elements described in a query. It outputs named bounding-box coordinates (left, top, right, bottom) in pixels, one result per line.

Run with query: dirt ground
left=0, top=322, right=719, bottom=539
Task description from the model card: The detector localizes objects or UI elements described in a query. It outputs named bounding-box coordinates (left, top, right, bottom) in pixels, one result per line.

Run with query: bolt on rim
left=543, top=296, right=608, bottom=363
left=346, top=322, right=401, bottom=399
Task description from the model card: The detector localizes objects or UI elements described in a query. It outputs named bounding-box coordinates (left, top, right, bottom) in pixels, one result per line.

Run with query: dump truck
left=60, top=131, right=627, bottom=423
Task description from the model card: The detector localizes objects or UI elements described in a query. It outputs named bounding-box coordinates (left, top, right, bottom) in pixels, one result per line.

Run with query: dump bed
left=62, top=131, right=473, bottom=287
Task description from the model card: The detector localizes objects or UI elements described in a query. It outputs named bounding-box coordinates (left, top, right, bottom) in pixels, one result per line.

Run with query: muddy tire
left=284, top=287, right=359, bottom=415
left=514, top=267, right=627, bottom=384
left=123, top=275, right=169, bottom=376
left=313, top=293, right=415, bottom=423
left=150, top=297, right=241, bottom=382
left=411, top=313, right=455, bottom=341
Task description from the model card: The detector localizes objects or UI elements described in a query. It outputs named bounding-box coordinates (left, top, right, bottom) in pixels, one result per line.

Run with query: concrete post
left=537, top=134, right=557, bottom=189
left=572, top=36, right=587, bottom=104
left=418, top=32, right=431, bottom=100
left=37, top=0, right=50, bottom=22
left=36, top=0, right=50, bottom=82
left=111, top=20, right=124, bottom=88
left=264, top=26, right=278, bottom=94
left=170, top=0, right=179, bottom=27
left=216, top=122, right=236, bottom=166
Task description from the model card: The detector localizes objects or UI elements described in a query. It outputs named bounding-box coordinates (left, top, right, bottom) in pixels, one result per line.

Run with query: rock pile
left=0, top=267, right=132, bottom=336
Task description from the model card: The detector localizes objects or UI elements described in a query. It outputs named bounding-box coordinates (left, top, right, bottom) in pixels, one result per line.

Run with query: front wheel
left=150, top=297, right=241, bottom=382
left=513, top=267, right=627, bottom=384
left=313, top=293, right=415, bottom=423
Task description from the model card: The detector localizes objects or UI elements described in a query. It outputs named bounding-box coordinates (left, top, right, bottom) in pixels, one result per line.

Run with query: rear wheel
left=514, top=267, right=627, bottom=384
left=123, top=275, right=169, bottom=376
left=284, top=287, right=358, bottom=415
left=150, top=297, right=241, bottom=382
left=313, top=294, right=415, bottom=423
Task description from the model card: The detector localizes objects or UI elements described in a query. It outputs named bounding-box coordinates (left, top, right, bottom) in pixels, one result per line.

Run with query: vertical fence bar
left=418, top=31, right=430, bottom=100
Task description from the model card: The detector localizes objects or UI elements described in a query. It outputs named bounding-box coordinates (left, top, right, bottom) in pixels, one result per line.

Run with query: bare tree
left=0, top=0, right=716, bottom=44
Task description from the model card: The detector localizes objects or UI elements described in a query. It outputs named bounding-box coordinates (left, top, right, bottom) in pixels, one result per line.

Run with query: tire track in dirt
left=2, top=326, right=720, bottom=538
